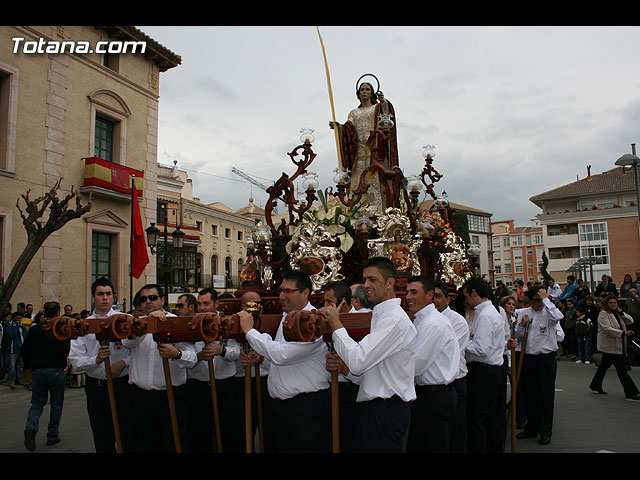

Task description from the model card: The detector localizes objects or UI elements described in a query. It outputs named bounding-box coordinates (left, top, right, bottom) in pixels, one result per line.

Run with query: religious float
left=43, top=74, right=483, bottom=454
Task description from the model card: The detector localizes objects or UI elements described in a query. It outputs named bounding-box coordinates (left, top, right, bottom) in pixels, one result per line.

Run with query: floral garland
left=286, top=189, right=374, bottom=253
left=415, top=209, right=454, bottom=251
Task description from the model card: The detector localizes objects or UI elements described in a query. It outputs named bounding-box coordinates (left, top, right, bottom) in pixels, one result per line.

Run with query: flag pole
left=130, top=177, right=134, bottom=313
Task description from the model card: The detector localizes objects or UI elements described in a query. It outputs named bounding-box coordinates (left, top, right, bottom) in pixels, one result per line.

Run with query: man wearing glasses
left=122, top=284, right=197, bottom=453
left=237, top=270, right=331, bottom=452
left=175, top=293, right=197, bottom=317
left=514, top=286, right=563, bottom=446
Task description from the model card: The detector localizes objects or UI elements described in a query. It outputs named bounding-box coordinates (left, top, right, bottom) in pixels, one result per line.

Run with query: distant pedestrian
left=5, top=312, right=27, bottom=388
left=21, top=302, right=72, bottom=451
left=589, top=295, right=640, bottom=401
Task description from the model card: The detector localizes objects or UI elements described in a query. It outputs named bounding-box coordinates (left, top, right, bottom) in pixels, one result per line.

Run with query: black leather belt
left=416, top=383, right=454, bottom=392
left=86, top=375, right=129, bottom=387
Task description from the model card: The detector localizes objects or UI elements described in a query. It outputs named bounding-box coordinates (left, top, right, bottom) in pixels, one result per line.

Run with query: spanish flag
left=131, top=182, right=149, bottom=279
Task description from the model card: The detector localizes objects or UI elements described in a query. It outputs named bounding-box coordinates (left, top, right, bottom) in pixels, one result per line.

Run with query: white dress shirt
left=245, top=302, right=329, bottom=400
left=441, top=306, right=470, bottom=379
left=413, top=304, right=460, bottom=386
left=122, top=312, right=197, bottom=390
left=465, top=300, right=505, bottom=366
left=188, top=338, right=241, bottom=381
left=68, top=308, right=131, bottom=380
left=515, top=298, right=564, bottom=355
left=332, top=297, right=417, bottom=403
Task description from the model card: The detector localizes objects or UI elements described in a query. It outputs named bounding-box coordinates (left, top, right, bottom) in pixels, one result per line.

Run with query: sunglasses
left=139, top=294, right=160, bottom=303
left=176, top=303, right=185, bottom=308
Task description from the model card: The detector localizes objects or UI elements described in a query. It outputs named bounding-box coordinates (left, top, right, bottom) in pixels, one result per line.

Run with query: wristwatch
left=221, top=345, right=227, bottom=358
left=175, top=349, right=183, bottom=360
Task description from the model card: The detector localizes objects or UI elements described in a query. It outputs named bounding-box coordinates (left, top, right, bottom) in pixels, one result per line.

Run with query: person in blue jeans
left=20, top=301, right=71, bottom=451
left=5, top=312, right=27, bottom=388
left=575, top=304, right=594, bottom=364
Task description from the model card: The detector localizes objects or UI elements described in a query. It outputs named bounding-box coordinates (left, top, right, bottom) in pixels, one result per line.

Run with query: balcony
left=545, top=233, right=579, bottom=249
left=79, top=156, right=144, bottom=202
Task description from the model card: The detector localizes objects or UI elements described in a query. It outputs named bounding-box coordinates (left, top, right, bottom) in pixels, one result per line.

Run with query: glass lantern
left=406, top=174, right=423, bottom=193
left=300, top=127, right=315, bottom=144
left=301, top=172, right=319, bottom=191
left=423, top=144, right=436, bottom=159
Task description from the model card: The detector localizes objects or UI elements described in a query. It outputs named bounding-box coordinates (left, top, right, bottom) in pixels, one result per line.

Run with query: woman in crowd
left=589, top=294, right=640, bottom=400
left=619, top=274, right=634, bottom=298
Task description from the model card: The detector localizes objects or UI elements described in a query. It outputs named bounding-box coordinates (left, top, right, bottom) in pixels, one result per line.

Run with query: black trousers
left=337, top=380, right=362, bottom=453
left=128, top=383, right=188, bottom=453
left=352, top=396, right=411, bottom=453
left=466, top=362, right=503, bottom=453
left=84, top=375, right=133, bottom=453
left=407, top=383, right=457, bottom=453
left=450, top=376, right=467, bottom=453
left=271, top=389, right=331, bottom=453
left=185, top=378, right=215, bottom=453
left=590, top=352, right=640, bottom=397
left=521, top=352, right=557, bottom=438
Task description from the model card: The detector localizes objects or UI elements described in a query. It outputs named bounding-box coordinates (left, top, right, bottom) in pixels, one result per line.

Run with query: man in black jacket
left=21, top=302, right=71, bottom=451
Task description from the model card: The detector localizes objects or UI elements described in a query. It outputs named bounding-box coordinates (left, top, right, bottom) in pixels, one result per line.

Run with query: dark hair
left=351, top=284, right=371, bottom=309
left=178, top=293, right=197, bottom=308
left=325, top=281, right=352, bottom=306
left=17, top=302, right=26, bottom=309
left=603, top=293, right=618, bottom=312
left=463, top=277, right=492, bottom=300
left=567, top=275, right=576, bottom=282
left=407, top=275, right=435, bottom=294
left=526, top=285, right=543, bottom=300
left=434, top=281, right=449, bottom=297
left=34, top=312, right=45, bottom=324
left=356, top=81, right=379, bottom=106
left=64, top=304, right=72, bottom=310
left=11, top=311, right=23, bottom=321
left=44, top=301, right=60, bottom=319
left=91, top=276, right=114, bottom=296
left=198, top=287, right=218, bottom=302
left=363, top=257, right=397, bottom=280
left=281, top=270, right=312, bottom=294
left=139, top=284, right=164, bottom=299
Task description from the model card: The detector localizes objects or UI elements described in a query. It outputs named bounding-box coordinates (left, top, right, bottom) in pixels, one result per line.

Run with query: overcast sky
left=138, top=25, right=640, bottom=225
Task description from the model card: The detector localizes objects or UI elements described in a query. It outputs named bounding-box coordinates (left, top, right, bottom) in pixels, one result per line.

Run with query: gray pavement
left=0, top=354, right=638, bottom=454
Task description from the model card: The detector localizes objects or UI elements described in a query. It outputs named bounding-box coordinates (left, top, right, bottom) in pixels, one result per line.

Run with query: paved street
left=0, top=354, right=638, bottom=454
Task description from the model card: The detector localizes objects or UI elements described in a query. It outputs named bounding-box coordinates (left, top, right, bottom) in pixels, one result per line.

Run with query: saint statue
left=329, top=74, right=399, bottom=214
left=239, top=247, right=258, bottom=283
left=388, top=233, right=413, bottom=273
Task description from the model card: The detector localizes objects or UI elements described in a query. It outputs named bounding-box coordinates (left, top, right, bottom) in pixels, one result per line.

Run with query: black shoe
left=539, top=436, right=551, bottom=445
left=24, top=428, right=36, bottom=452
left=590, top=387, right=607, bottom=394
left=516, top=430, right=537, bottom=440
left=46, top=437, right=60, bottom=446
left=625, top=394, right=640, bottom=401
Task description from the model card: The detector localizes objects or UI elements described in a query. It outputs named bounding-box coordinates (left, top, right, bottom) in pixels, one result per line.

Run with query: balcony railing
left=80, top=156, right=144, bottom=201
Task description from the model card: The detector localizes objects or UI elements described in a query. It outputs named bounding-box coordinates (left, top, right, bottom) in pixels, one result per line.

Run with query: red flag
left=131, top=182, right=149, bottom=278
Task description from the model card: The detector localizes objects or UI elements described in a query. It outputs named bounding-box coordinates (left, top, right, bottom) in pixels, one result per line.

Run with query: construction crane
left=231, top=167, right=286, bottom=209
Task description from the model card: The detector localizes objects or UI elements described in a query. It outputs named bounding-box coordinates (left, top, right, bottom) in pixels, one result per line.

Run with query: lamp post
left=615, top=144, right=640, bottom=238
left=145, top=204, right=185, bottom=309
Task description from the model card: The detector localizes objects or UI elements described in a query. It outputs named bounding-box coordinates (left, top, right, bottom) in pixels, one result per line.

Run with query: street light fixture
left=615, top=144, right=640, bottom=236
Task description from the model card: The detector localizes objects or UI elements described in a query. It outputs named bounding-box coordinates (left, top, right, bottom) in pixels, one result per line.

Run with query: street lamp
left=615, top=144, right=640, bottom=236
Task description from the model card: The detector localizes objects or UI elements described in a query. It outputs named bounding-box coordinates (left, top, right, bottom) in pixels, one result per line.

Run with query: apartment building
left=529, top=166, right=640, bottom=289
left=490, top=220, right=545, bottom=288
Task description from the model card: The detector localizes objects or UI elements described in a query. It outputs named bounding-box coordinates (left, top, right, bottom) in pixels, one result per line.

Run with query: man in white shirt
left=405, top=276, right=460, bottom=453
left=122, top=284, right=197, bottom=453
left=238, top=270, right=330, bottom=452
left=186, top=287, right=240, bottom=453
left=320, top=257, right=416, bottom=452
left=323, top=280, right=361, bottom=453
left=462, top=277, right=505, bottom=453
left=434, top=280, right=470, bottom=453
left=175, top=293, right=196, bottom=317
left=68, top=277, right=133, bottom=453
left=514, top=286, right=563, bottom=445
left=350, top=283, right=372, bottom=312
left=547, top=278, right=562, bottom=303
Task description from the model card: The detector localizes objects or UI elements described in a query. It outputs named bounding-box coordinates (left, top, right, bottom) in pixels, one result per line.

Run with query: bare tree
left=0, top=178, right=91, bottom=314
